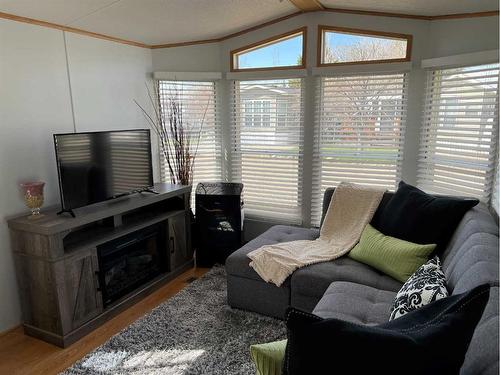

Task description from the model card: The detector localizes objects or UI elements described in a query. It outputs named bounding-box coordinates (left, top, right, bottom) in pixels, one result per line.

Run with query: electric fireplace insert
left=96, top=223, right=167, bottom=307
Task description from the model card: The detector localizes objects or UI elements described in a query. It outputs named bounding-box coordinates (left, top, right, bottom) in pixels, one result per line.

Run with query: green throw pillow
left=250, top=339, right=287, bottom=375
left=348, top=224, right=436, bottom=283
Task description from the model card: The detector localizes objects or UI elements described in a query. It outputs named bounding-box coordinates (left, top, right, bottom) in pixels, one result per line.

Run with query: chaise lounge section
left=226, top=187, right=499, bottom=374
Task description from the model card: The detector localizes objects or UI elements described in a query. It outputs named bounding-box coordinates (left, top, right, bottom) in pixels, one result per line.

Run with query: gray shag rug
left=61, top=266, right=286, bottom=375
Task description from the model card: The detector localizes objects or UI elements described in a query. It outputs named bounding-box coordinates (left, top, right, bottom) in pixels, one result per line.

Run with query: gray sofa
left=226, top=188, right=499, bottom=374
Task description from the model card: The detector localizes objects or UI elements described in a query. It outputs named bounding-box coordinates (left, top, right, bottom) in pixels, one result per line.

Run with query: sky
left=237, top=31, right=405, bottom=68
left=237, top=34, right=303, bottom=69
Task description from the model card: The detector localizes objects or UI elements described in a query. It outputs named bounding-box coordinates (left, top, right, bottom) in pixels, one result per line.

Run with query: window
left=231, top=28, right=306, bottom=72
left=312, top=72, right=408, bottom=225
left=244, top=100, right=272, bottom=127
left=158, top=80, right=221, bottom=206
left=318, top=26, right=411, bottom=66
left=418, top=63, right=499, bottom=201
left=110, top=131, right=152, bottom=194
left=231, top=79, right=304, bottom=223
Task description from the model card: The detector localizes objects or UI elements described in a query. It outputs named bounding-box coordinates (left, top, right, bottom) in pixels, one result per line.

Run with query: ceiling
left=0, top=0, right=498, bottom=46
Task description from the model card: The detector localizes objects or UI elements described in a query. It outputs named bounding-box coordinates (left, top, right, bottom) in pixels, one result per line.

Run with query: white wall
left=428, top=17, right=499, bottom=58
left=65, top=33, right=158, bottom=177
left=0, top=20, right=74, bottom=333
left=0, top=19, right=152, bottom=332
left=152, top=43, right=221, bottom=72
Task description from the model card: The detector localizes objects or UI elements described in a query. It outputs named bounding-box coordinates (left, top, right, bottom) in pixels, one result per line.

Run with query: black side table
left=195, top=182, right=244, bottom=267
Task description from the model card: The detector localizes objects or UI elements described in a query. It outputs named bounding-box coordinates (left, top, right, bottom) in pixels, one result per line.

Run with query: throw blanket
left=247, top=182, right=384, bottom=286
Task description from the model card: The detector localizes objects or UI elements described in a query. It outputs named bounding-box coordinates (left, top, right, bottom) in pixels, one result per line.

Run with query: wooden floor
left=0, top=267, right=209, bottom=375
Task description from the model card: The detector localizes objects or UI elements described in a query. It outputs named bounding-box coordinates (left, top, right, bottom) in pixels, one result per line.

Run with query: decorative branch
left=135, top=81, right=209, bottom=186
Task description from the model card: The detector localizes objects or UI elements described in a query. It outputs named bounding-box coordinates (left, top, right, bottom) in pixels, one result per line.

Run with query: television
left=54, top=129, right=154, bottom=213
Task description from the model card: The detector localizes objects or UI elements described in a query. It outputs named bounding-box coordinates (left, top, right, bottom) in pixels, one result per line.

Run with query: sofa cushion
left=349, top=224, right=436, bottom=283
left=389, top=257, right=448, bottom=321
left=225, top=225, right=319, bottom=282
left=461, top=285, right=499, bottom=375
left=312, top=281, right=396, bottom=324
left=291, top=257, right=402, bottom=302
left=376, top=181, right=479, bottom=254
left=441, top=203, right=499, bottom=295
left=321, top=187, right=393, bottom=228
left=284, top=284, right=490, bottom=375
left=250, top=339, right=287, bottom=375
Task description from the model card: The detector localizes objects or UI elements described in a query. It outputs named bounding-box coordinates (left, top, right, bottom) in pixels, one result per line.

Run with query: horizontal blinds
left=312, top=73, right=408, bottom=225
left=417, top=63, right=499, bottom=201
left=158, top=80, right=222, bottom=206
left=231, top=79, right=304, bottom=223
left=109, top=131, right=152, bottom=194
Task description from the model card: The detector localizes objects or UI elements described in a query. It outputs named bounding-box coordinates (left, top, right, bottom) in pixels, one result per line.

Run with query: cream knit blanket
left=247, top=182, right=384, bottom=286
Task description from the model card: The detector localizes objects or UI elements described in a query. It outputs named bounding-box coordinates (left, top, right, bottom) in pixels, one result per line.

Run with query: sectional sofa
left=226, top=188, right=499, bottom=374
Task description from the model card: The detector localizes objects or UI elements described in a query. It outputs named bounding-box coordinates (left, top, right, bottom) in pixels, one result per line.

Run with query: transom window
left=231, top=28, right=306, bottom=72
left=318, top=26, right=412, bottom=66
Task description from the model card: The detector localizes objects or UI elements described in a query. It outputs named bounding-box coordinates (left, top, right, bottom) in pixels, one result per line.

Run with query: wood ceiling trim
left=431, top=10, right=499, bottom=20
left=322, top=7, right=432, bottom=20
left=289, top=0, right=324, bottom=12
left=0, top=8, right=498, bottom=50
left=0, top=11, right=150, bottom=48
left=150, top=37, right=221, bottom=49
left=323, top=7, right=499, bottom=20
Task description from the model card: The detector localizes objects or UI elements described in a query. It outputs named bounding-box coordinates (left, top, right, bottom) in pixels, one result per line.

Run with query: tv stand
left=139, top=187, right=160, bottom=195
left=56, top=208, right=76, bottom=218
left=8, top=183, right=192, bottom=348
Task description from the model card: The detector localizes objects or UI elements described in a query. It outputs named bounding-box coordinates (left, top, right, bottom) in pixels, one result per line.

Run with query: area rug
left=61, top=266, right=286, bottom=375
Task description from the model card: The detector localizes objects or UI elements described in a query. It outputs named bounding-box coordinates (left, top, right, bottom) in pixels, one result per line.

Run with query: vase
left=20, top=181, right=45, bottom=219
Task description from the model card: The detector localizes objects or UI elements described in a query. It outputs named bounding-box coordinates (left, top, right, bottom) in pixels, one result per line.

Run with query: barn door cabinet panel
left=55, top=248, right=103, bottom=333
left=168, top=212, right=189, bottom=270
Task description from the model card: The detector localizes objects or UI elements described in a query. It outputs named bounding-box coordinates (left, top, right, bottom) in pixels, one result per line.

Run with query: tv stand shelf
left=8, top=183, right=193, bottom=347
left=63, top=209, right=185, bottom=254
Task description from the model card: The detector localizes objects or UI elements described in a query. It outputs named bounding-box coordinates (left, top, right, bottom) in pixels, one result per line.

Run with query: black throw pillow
left=283, top=284, right=490, bottom=375
left=376, top=181, right=478, bottom=253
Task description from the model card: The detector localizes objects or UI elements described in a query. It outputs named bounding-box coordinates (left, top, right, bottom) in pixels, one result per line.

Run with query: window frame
left=317, top=25, right=413, bottom=67
left=156, top=79, right=223, bottom=208
left=416, top=63, right=499, bottom=201
left=230, top=78, right=305, bottom=224
left=230, top=27, right=307, bottom=72
left=311, top=71, right=409, bottom=225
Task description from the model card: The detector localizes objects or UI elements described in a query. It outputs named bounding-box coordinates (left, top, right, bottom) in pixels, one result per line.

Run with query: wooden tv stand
left=8, top=183, right=193, bottom=347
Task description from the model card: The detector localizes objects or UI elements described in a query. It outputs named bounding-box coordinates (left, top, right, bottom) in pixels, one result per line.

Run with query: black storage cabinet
left=195, top=182, right=243, bottom=266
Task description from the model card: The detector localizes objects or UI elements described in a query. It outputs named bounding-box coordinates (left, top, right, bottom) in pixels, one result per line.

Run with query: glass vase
left=20, top=181, right=45, bottom=219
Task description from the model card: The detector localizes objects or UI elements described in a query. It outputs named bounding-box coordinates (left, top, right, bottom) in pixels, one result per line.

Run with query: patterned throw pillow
left=389, top=257, right=448, bottom=320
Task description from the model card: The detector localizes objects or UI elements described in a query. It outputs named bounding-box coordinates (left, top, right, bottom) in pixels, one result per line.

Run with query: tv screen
left=54, top=129, right=154, bottom=211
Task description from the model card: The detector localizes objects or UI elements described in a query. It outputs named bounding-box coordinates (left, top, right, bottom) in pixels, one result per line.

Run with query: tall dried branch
left=135, top=81, right=209, bottom=186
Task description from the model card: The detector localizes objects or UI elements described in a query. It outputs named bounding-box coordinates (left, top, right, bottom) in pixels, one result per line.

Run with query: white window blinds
left=231, top=79, right=304, bottom=223
left=312, top=73, right=408, bottom=225
left=158, top=80, right=222, bottom=203
left=417, top=64, right=499, bottom=201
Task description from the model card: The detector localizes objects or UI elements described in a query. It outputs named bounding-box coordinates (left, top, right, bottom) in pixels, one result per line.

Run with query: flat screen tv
left=54, top=129, right=154, bottom=213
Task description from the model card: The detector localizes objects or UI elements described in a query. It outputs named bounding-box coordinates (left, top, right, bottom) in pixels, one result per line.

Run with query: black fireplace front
left=97, top=223, right=167, bottom=307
